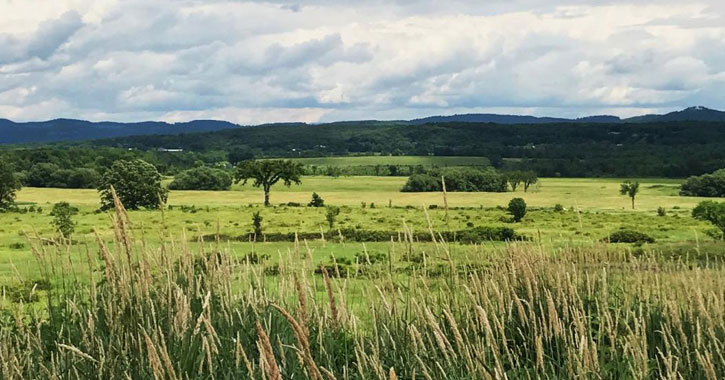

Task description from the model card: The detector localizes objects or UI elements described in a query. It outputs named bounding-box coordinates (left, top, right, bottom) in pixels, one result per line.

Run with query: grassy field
left=1, top=175, right=725, bottom=378
left=1, top=176, right=722, bottom=287
left=2, top=198, right=725, bottom=378
left=15, top=176, right=700, bottom=210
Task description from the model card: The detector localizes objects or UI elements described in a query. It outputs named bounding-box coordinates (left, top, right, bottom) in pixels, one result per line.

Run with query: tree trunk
left=631, top=197, right=635, bottom=209
left=264, top=188, right=270, bottom=206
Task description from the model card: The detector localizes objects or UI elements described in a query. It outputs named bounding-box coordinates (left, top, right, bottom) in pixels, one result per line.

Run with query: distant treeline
left=92, top=121, right=725, bottom=177
left=2, top=120, right=725, bottom=179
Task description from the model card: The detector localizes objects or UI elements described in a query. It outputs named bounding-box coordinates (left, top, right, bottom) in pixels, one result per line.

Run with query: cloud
left=0, top=0, right=723, bottom=123
left=0, top=10, right=83, bottom=64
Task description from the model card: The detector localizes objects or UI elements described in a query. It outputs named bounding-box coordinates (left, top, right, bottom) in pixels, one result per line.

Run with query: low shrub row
left=199, top=225, right=523, bottom=243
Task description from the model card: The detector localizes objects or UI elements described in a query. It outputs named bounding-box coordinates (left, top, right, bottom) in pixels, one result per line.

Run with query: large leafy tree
left=234, top=160, right=303, bottom=206
left=98, top=159, right=168, bottom=210
left=0, top=161, right=21, bottom=209
left=620, top=181, right=640, bottom=209
left=692, top=201, right=725, bottom=240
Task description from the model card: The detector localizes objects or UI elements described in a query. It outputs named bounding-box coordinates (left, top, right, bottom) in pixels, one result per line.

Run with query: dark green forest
left=1, top=121, right=724, bottom=182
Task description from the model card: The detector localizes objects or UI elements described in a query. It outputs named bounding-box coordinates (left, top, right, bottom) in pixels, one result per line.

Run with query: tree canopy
left=620, top=181, right=640, bottom=209
left=98, top=159, right=168, bottom=210
left=234, top=160, right=303, bottom=206
left=692, top=201, right=725, bottom=240
left=0, top=161, right=20, bottom=209
left=680, top=169, right=725, bottom=197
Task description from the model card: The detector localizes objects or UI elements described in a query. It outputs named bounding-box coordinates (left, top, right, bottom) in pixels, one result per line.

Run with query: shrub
left=50, top=202, right=79, bottom=239
left=553, top=204, right=564, bottom=212
left=401, top=173, right=440, bottom=192
left=252, top=211, right=263, bottom=238
left=168, top=166, right=232, bottom=190
left=507, top=198, right=527, bottom=222
left=605, top=230, right=655, bottom=244
left=326, top=206, right=340, bottom=229
left=308, top=192, right=325, bottom=207
left=402, top=167, right=507, bottom=193
left=692, top=201, right=725, bottom=240
left=680, top=169, right=725, bottom=197
left=657, top=207, right=666, bottom=217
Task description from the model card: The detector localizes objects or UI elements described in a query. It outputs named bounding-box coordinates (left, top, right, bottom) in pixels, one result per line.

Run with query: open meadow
left=1, top=175, right=725, bottom=379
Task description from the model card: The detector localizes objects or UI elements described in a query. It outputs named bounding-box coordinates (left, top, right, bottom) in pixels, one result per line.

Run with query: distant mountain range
left=1, top=106, right=724, bottom=145
left=409, top=106, right=725, bottom=125
left=0, top=118, right=240, bottom=145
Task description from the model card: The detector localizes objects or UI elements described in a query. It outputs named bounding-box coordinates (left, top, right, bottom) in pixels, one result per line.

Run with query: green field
left=2, top=175, right=725, bottom=378
left=1, top=176, right=721, bottom=286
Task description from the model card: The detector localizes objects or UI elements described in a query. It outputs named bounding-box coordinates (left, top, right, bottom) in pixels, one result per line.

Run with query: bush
left=553, top=204, right=564, bottom=212
left=50, top=202, right=79, bottom=239
left=680, top=169, right=725, bottom=197
left=605, top=230, right=655, bottom=244
left=402, top=167, right=507, bottom=193
left=657, top=207, right=667, bottom=217
left=308, top=192, right=325, bottom=207
left=401, top=173, right=440, bottom=192
left=168, top=166, right=232, bottom=190
left=252, top=211, right=263, bottom=238
left=326, top=206, right=340, bottom=229
left=692, top=201, right=725, bottom=240
left=507, top=198, right=527, bottom=222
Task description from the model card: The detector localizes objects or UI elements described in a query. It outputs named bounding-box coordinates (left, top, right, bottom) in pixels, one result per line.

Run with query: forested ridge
left=95, top=120, right=725, bottom=177
left=1, top=120, right=724, bottom=178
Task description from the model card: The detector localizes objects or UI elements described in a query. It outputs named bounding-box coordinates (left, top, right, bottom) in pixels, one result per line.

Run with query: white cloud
left=0, top=0, right=723, bottom=123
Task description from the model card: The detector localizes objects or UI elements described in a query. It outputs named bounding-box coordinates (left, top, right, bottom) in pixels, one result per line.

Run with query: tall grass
left=1, top=192, right=725, bottom=379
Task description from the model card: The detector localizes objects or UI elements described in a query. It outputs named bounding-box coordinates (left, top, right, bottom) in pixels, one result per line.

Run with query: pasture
left=0, top=176, right=720, bottom=286
left=1, top=175, right=725, bottom=378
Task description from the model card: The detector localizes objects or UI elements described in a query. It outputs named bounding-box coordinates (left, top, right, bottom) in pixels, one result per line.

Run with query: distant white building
left=157, top=148, right=184, bottom=152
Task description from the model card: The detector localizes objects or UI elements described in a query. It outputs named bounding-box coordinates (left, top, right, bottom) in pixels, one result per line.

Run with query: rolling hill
left=1, top=106, right=724, bottom=145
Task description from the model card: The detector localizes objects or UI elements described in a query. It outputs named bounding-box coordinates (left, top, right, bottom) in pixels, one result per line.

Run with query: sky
left=0, top=0, right=724, bottom=124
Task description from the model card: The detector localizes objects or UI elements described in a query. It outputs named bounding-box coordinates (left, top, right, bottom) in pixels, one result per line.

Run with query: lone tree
left=98, top=159, right=168, bottom=210
left=50, top=202, right=78, bottom=239
left=692, top=201, right=725, bottom=240
left=620, top=181, right=640, bottom=209
left=0, top=161, right=21, bottom=210
left=507, top=198, right=527, bottom=222
left=234, top=160, right=303, bottom=206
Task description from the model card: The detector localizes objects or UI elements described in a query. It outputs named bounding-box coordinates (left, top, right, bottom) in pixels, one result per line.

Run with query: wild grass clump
left=1, top=191, right=725, bottom=379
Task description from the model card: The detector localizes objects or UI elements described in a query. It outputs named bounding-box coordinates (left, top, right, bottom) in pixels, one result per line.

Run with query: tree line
left=401, top=167, right=537, bottom=193
left=90, top=120, right=725, bottom=177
